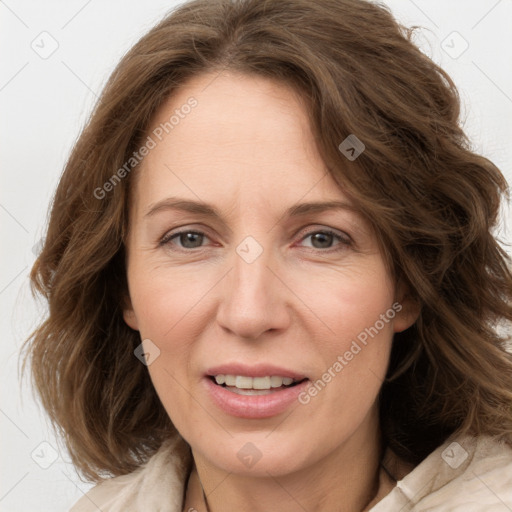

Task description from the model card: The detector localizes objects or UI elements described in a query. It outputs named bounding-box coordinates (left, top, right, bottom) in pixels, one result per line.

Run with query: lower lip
left=204, top=377, right=310, bottom=419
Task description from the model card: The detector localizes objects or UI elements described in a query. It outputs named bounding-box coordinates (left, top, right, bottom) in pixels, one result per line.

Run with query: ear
left=392, top=281, right=420, bottom=333
left=122, top=295, right=140, bottom=331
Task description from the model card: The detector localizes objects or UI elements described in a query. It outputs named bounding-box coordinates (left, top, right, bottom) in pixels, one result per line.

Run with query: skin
left=123, top=71, right=418, bottom=512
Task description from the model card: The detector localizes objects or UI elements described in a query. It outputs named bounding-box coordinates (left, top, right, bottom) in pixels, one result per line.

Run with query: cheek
left=128, top=253, right=397, bottom=372
left=293, top=262, right=396, bottom=410
left=127, top=268, right=213, bottom=431
left=127, top=262, right=218, bottom=399
left=293, top=261, right=396, bottom=354
left=128, top=261, right=216, bottom=341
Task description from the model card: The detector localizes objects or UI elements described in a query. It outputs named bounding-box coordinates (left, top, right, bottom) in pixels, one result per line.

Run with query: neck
left=186, top=407, right=393, bottom=512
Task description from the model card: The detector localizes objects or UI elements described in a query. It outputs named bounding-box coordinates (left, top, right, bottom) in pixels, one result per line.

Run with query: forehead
left=132, top=71, right=350, bottom=214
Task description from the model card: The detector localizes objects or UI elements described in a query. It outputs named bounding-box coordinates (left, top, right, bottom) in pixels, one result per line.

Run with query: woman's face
left=123, top=72, right=416, bottom=476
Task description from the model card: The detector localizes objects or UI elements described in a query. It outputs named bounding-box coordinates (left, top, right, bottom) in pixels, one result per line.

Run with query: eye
left=159, top=227, right=352, bottom=253
left=298, top=229, right=351, bottom=251
left=160, top=230, right=209, bottom=250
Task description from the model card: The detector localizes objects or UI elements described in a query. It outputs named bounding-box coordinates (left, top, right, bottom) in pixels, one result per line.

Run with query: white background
left=1, top=1, right=511, bottom=510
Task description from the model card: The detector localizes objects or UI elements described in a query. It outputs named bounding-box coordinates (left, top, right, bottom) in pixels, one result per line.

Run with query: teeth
left=235, top=376, right=253, bottom=389
left=214, top=375, right=298, bottom=390
left=225, top=375, right=236, bottom=386
left=253, top=377, right=271, bottom=389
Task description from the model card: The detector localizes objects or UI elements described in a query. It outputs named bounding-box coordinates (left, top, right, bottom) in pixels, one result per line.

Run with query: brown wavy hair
left=20, top=0, right=512, bottom=482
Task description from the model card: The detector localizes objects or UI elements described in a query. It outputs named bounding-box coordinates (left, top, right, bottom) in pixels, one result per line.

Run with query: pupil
left=181, top=232, right=203, bottom=248
left=312, top=232, right=332, bottom=249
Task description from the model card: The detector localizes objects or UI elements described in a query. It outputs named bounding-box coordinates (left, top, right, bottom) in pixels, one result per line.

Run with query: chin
left=191, top=432, right=317, bottom=477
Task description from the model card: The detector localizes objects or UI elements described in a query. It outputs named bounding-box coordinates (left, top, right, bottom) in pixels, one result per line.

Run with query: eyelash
left=158, top=227, right=352, bottom=253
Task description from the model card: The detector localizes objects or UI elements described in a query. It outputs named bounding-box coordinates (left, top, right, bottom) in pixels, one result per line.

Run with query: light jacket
left=70, top=434, right=512, bottom=511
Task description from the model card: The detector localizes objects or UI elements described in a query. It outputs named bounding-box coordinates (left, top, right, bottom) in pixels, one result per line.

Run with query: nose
left=215, top=241, right=291, bottom=340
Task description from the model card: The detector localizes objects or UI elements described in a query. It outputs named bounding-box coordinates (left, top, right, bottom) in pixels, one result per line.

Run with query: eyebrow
left=144, top=197, right=357, bottom=221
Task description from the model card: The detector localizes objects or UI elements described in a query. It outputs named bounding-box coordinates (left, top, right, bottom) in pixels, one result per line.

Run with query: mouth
left=203, top=366, right=311, bottom=418
left=209, top=374, right=308, bottom=395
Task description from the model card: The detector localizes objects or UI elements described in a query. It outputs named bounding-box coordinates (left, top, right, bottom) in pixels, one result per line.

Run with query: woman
left=22, top=0, right=512, bottom=510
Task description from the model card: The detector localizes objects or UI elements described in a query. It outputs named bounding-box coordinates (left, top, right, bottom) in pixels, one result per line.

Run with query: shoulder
left=69, top=436, right=191, bottom=512
left=371, top=434, right=512, bottom=511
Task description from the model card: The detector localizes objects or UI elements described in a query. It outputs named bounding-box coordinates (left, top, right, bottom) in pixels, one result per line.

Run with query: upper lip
left=206, top=363, right=308, bottom=380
